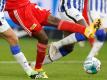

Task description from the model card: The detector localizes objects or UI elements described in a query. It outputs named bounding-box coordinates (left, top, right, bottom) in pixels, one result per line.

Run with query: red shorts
left=7, top=3, right=50, bottom=36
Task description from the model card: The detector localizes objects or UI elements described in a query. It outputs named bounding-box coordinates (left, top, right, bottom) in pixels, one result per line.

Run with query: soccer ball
left=83, top=57, right=101, bottom=74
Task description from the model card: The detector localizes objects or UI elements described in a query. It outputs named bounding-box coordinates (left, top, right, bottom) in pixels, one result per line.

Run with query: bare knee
left=34, top=35, right=48, bottom=44
left=32, top=30, right=48, bottom=44
left=1, top=28, right=19, bottom=46
left=38, top=36, right=48, bottom=44
left=6, top=34, right=19, bottom=46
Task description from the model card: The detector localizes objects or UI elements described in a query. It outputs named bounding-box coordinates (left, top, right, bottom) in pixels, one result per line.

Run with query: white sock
left=87, top=40, right=104, bottom=58
left=13, top=52, right=33, bottom=75
left=43, top=52, right=63, bottom=64
left=54, top=33, right=77, bottom=48
left=43, top=55, right=53, bottom=64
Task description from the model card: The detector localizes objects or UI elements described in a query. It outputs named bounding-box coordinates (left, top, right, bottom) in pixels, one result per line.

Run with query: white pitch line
left=0, top=61, right=107, bottom=64
left=0, top=61, right=18, bottom=64
left=0, top=61, right=82, bottom=64
left=0, top=61, right=83, bottom=64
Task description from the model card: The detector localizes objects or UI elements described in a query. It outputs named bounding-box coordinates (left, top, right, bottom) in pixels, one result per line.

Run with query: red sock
left=35, top=43, right=47, bottom=69
left=88, top=38, right=95, bottom=47
left=58, top=20, right=86, bottom=34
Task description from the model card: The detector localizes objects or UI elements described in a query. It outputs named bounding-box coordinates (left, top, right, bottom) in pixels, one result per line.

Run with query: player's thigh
left=0, top=18, right=13, bottom=37
left=0, top=18, right=18, bottom=45
left=58, top=7, right=84, bottom=22
left=58, top=8, right=87, bottom=27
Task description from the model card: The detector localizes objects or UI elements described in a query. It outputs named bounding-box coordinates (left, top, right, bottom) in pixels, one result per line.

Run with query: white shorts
left=100, top=13, right=107, bottom=29
left=58, top=7, right=84, bottom=23
left=0, top=12, right=10, bottom=33
left=102, top=18, right=107, bottom=29
left=90, top=11, right=107, bottom=29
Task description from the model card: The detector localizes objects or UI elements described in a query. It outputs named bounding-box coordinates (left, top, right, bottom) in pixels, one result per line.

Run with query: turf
left=0, top=37, right=107, bottom=80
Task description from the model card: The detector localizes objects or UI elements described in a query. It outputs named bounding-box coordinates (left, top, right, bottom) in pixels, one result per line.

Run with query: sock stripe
left=10, top=45, right=20, bottom=55
left=37, top=43, right=47, bottom=49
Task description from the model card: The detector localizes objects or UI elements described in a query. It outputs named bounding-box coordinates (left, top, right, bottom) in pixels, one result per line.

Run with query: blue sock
left=95, top=29, right=106, bottom=42
left=10, top=45, right=20, bottom=55
left=59, top=47, right=70, bottom=56
left=75, top=33, right=86, bottom=41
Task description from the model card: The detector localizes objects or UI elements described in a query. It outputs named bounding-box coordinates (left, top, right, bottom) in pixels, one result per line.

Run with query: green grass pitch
left=0, top=37, right=107, bottom=80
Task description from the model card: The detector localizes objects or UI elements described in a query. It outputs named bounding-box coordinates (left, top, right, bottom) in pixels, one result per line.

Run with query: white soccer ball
left=83, top=57, right=101, bottom=74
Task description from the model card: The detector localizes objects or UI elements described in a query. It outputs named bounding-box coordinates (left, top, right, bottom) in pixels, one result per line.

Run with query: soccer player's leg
left=87, top=17, right=107, bottom=58
left=47, top=15, right=101, bottom=38
left=0, top=15, right=39, bottom=79
left=48, top=29, right=105, bottom=63
left=32, top=29, right=48, bottom=79
left=30, top=9, right=49, bottom=79
left=87, top=29, right=106, bottom=58
left=48, top=33, right=86, bottom=61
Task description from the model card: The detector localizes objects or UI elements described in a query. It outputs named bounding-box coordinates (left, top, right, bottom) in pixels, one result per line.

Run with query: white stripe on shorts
left=13, top=10, right=32, bottom=36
